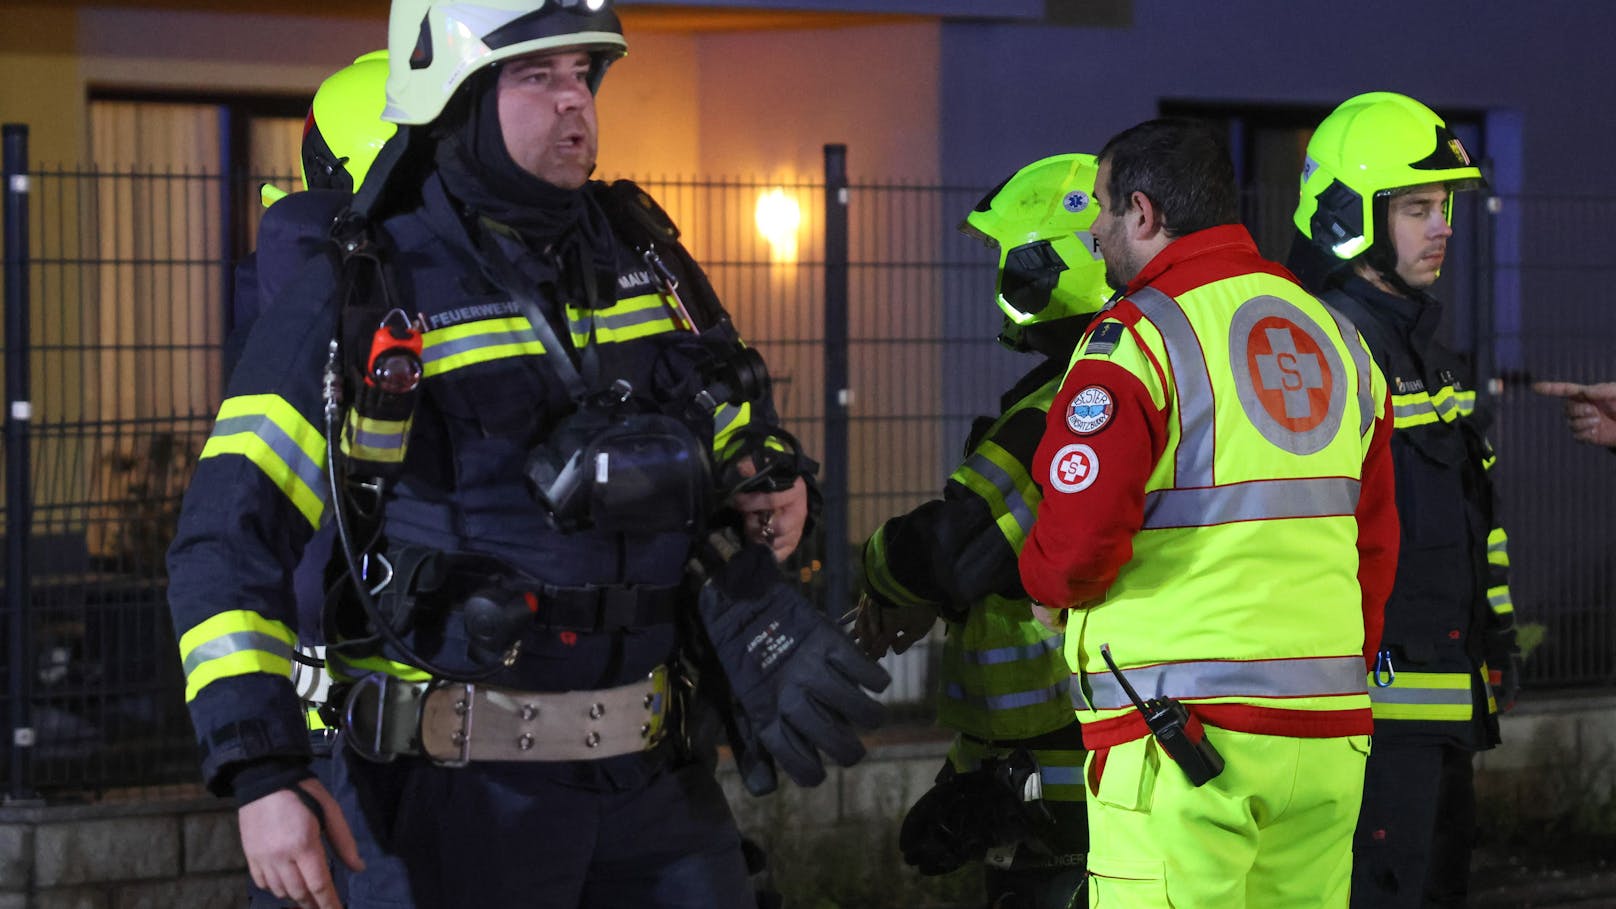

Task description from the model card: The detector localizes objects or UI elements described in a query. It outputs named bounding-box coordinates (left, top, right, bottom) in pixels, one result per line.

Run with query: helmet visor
left=999, top=241, right=1067, bottom=323
left=483, top=1, right=625, bottom=56
left=958, top=220, right=998, bottom=249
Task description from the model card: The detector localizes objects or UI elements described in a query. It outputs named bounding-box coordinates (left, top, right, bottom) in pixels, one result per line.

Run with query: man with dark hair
left=1018, top=117, right=1399, bottom=906
left=166, top=2, right=888, bottom=907
left=1289, top=91, right=1519, bottom=909
left=1095, top=119, right=1240, bottom=234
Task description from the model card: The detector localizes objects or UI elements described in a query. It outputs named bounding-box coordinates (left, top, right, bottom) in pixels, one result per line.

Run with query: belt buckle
left=424, top=679, right=476, bottom=768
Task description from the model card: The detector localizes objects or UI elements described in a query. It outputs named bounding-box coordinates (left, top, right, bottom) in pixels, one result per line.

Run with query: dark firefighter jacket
left=168, top=172, right=785, bottom=795
left=1324, top=275, right=1515, bottom=749
left=862, top=355, right=1082, bottom=764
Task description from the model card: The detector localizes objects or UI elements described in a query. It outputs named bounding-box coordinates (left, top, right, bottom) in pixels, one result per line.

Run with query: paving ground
left=1473, top=849, right=1616, bottom=908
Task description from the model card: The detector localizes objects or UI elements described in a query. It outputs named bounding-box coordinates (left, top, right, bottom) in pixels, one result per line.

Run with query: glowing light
left=755, top=188, right=801, bottom=262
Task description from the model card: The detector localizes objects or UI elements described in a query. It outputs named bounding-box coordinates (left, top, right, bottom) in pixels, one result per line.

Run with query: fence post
left=822, top=144, right=850, bottom=616
left=2, top=123, right=36, bottom=801
left=1475, top=186, right=1498, bottom=404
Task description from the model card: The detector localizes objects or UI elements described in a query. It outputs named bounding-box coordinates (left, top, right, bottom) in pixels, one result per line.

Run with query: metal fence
left=3, top=130, right=1615, bottom=798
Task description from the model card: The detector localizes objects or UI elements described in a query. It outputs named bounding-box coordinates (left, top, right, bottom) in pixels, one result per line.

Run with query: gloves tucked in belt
left=696, top=541, right=889, bottom=794
left=1486, top=621, right=1522, bottom=712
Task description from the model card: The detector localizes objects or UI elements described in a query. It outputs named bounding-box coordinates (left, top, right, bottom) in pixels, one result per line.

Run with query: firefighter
left=1289, top=91, right=1521, bottom=909
left=167, top=2, right=888, bottom=907
left=231, top=49, right=394, bottom=377
left=854, top=153, right=1109, bottom=909
left=234, top=50, right=393, bottom=909
left=1018, top=118, right=1399, bottom=906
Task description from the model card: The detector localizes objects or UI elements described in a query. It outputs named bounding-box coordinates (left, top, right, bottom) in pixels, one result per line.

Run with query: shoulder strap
left=592, top=179, right=732, bottom=332
left=478, top=228, right=591, bottom=400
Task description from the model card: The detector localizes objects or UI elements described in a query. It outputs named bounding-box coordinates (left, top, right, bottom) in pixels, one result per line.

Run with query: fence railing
left=4, top=135, right=1614, bottom=798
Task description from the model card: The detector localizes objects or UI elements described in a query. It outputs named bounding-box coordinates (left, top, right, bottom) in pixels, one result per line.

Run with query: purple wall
left=938, top=0, right=1607, bottom=195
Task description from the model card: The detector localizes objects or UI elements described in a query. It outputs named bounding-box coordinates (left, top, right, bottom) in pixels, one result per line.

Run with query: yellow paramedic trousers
left=1085, top=727, right=1370, bottom=908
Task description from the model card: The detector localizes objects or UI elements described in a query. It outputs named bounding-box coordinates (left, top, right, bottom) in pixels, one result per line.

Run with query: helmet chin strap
left=1360, top=202, right=1427, bottom=301
left=1362, top=242, right=1425, bottom=301
left=995, top=317, right=1030, bottom=353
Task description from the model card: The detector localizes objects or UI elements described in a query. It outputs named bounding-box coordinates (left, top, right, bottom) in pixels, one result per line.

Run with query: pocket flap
left=1091, top=737, right=1158, bottom=813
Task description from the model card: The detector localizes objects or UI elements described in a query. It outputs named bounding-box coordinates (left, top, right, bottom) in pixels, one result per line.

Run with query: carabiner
left=643, top=248, right=696, bottom=332
left=1372, top=649, right=1396, bottom=688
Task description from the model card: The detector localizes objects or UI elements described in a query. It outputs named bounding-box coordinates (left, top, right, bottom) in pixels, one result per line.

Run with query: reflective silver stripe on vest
left=960, top=636, right=1064, bottom=666
left=1321, top=303, right=1374, bottom=438
left=1074, top=655, right=1367, bottom=711
left=1142, top=477, right=1360, bottom=529
left=1126, top=285, right=1363, bottom=529
left=945, top=679, right=1070, bottom=711
left=1129, top=286, right=1216, bottom=486
left=182, top=631, right=296, bottom=677
left=961, top=450, right=1037, bottom=540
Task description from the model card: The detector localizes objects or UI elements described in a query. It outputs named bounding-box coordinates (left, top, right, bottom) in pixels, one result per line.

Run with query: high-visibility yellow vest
left=1068, top=275, right=1386, bottom=745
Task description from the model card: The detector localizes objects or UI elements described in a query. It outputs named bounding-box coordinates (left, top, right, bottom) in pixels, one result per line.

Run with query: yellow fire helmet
left=303, top=50, right=396, bottom=194
left=382, top=0, right=627, bottom=126
left=1294, top=91, right=1485, bottom=262
left=961, top=153, right=1112, bottom=351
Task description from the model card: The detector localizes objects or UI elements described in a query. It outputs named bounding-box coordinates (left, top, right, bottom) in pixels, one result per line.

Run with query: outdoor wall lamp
left=755, top=187, right=801, bottom=263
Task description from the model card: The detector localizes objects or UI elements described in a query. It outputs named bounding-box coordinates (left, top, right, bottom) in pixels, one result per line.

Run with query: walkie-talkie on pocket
left=1100, top=643, right=1224, bottom=786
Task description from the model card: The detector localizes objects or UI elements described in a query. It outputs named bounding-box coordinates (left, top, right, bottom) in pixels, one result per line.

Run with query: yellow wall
left=0, top=6, right=941, bottom=179
left=0, top=7, right=84, bottom=164
left=0, top=4, right=947, bottom=547
left=597, top=31, right=702, bottom=178
left=694, top=23, right=941, bottom=182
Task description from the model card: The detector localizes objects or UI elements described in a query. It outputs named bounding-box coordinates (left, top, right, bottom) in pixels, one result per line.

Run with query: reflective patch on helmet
left=1301, top=155, right=1320, bottom=185
left=1049, top=444, right=1099, bottom=494
left=1448, top=137, right=1471, bottom=165
left=1075, top=230, right=1102, bottom=262
left=1066, top=386, right=1114, bottom=435
left=1063, top=190, right=1091, bottom=213
left=1229, top=295, right=1346, bottom=455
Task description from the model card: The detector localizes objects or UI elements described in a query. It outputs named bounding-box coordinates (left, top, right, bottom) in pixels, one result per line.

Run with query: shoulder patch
left=1049, top=443, right=1099, bottom=493
left=1084, top=321, right=1125, bottom=357
left=1065, top=386, right=1114, bottom=435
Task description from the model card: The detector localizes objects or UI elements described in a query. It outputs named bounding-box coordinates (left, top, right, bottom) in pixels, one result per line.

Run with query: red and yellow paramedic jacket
left=1018, top=225, right=1400, bottom=750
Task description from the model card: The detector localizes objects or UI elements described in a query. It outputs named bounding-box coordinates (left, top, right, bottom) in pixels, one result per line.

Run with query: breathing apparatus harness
left=313, top=129, right=809, bottom=684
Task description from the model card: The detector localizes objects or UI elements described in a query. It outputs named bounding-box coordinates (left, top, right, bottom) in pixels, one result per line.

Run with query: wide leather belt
left=343, top=666, right=670, bottom=765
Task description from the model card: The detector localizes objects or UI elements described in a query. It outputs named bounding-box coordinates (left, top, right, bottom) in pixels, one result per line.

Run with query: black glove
left=696, top=541, right=889, bottom=793
left=899, top=766, right=999, bottom=875
left=899, top=753, right=1059, bottom=876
